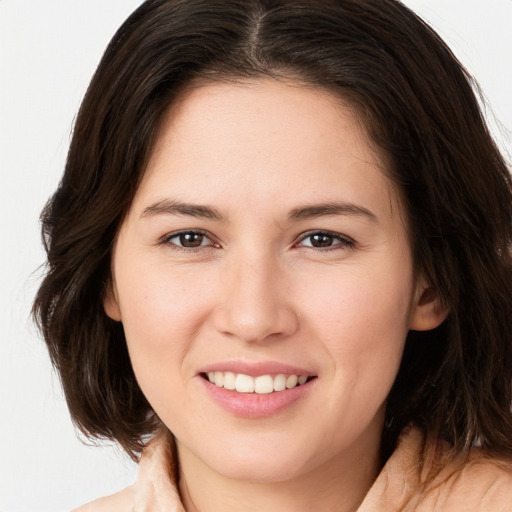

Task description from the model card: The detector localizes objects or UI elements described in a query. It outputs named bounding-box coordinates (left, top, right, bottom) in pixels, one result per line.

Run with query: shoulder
left=72, top=484, right=135, bottom=512
left=71, top=428, right=181, bottom=512
left=404, top=427, right=512, bottom=511
left=419, top=452, right=512, bottom=511
left=361, top=427, right=512, bottom=512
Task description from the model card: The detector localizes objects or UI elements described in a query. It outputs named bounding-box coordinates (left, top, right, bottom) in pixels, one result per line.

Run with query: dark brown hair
left=34, top=0, right=512, bottom=461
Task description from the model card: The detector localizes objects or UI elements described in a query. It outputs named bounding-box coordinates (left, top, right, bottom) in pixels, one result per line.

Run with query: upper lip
left=198, top=360, right=316, bottom=377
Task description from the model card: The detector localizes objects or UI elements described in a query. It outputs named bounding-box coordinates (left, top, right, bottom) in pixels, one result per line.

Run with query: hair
left=34, top=0, right=512, bottom=461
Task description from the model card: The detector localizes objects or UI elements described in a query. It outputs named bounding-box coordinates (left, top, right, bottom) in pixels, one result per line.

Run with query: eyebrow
left=288, top=202, right=378, bottom=223
left=141, top=199, right=225, bottom=221
left=141, top=198, right=378, bottom=224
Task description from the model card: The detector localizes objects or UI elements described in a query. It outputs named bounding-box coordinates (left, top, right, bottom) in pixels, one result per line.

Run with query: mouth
left=201, top=372, right=317, bottom=394
left=198, top=364, right=318, bottom=418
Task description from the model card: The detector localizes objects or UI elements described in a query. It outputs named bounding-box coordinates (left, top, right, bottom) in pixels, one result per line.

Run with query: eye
left=296, top=231, right=354, bottom=250
left=162, top=230, right=217, bottom=249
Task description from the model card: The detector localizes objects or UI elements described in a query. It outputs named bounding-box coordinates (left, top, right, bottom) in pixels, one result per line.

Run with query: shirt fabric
left=74, top=426, right=512, bottom=511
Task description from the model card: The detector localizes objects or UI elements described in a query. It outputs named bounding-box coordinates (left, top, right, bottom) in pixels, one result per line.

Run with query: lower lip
left=199, top=377, right=315, bottom=418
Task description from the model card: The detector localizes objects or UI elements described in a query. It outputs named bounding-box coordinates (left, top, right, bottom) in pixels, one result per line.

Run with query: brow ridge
left=141, top=199, right=377, bottom=224
left=141, top=199, right=225, bottom=221
left=288, top=202, right=378, bottom=222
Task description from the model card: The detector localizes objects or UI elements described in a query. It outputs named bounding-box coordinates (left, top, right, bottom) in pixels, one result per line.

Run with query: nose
left=212, top=253, right=299, bottom=344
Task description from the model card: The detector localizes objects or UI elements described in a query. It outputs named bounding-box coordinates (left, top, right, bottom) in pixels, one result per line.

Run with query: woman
left=34, top=0, right=512, bottom=510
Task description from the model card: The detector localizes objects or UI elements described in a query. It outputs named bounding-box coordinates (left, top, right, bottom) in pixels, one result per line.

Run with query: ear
left=103, top=280, right=122, bottom=322
left=409, top=278, right=448, bottom=331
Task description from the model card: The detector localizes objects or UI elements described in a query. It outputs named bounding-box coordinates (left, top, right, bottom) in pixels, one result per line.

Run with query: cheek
left=298, top=260, right=413, bottom=397
left=114, top=260, right=217, bottom=386
left=118, top=256, right=215, bottom=326
left=114, top=264, right=222, bottom=432
left=303, top=261, right=412, bottom=337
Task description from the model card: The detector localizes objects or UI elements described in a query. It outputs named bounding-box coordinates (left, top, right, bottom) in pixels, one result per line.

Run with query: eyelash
left=295, top=230, right=355, bottom=251
left=160, top=230, right=219, bottom=252
left=159, top=230, right=355, bottom=252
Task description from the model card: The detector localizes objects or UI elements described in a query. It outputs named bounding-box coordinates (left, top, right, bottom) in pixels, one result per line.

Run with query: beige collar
left=132, top=426, right=512, bottom=512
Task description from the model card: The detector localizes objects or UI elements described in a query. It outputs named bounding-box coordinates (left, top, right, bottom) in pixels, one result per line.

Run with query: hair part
left=34, top=0, right=512, bottom=461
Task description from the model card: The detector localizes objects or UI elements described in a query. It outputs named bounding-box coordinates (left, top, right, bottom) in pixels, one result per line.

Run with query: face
left=106, top=79, right=442, bottom=483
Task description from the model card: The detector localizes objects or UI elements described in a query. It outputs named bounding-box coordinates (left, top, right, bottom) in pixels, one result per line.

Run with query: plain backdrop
left=1, top=1, right=510, bottom=511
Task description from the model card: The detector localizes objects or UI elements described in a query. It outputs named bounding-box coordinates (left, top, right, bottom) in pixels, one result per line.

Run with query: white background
left=1, top=1, right=510, bottom=511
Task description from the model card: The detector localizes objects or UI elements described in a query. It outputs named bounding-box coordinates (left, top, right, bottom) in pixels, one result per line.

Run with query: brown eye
left=165, top=231, right=212, bottom=248
left=179, top=232, right=205, bottom=247
left=298, top=231, right=354, bottom=250
left=309, top=233, right=334, bottom=247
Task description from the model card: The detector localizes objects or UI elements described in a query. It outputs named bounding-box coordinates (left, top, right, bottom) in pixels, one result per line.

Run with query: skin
left=105, top=79, right=445, bottom=512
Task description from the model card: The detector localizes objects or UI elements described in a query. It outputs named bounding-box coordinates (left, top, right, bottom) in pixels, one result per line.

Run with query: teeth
left=223, top=371, right=236, bottom=390
left=206, top=372, right=311, bottom=393
left=286, top=375, right=298, bottom=389
left=235, top=373, right=255, bottom=393
left=254, top=375, right=274, bottom=394
left=274, top=374, right=286, bottom=392
left=214, top=371, right=224, bottom=387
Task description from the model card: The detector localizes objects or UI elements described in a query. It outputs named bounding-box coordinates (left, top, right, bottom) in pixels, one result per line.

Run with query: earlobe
left=103, top=282, right=122, bottom=322
left=409, top=280, right=449, bottom=331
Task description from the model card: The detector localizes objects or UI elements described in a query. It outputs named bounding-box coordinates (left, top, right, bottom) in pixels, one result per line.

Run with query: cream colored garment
left=75, top=427, right=512, bottom=512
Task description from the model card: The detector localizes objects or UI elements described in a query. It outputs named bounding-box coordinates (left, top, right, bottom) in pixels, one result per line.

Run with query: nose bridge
left=214, top=246, right=298, bottom=343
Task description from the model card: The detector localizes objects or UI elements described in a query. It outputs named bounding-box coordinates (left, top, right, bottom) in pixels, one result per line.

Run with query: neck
left=177, top=428, right=382, bottom=512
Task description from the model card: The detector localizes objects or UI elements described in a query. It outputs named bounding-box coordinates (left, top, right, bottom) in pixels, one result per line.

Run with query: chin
left=192, top=432, right=323, bottom=484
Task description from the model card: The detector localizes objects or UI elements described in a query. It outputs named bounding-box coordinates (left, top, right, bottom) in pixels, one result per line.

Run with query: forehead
left=131, top=78, right=402, bottom=224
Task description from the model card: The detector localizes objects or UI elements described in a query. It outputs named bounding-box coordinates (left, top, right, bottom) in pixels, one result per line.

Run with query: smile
left=205, top=372, right=312, bottom=394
